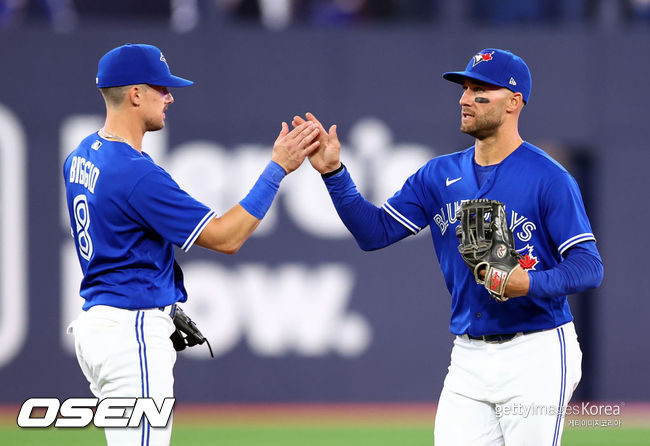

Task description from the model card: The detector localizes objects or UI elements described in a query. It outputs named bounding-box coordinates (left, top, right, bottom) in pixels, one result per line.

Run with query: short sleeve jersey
left=63, top=133, right=215, bottom=310
left=382, top=142, right=596, bottom=336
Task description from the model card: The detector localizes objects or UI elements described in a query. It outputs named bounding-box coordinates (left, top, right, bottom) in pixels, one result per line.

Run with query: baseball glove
left=455, top=199, right=522, bottom=302
left=170, top=305, right=214, bottom=357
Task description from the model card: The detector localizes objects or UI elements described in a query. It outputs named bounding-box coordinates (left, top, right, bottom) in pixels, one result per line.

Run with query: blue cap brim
left=442, top=71, right=507, bottom=89
left=152, top=75, right=194, bottom=88
left=97, top=75, right=194, bottom=88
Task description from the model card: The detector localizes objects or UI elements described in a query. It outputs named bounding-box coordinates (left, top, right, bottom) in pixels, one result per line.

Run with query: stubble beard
left=144, top=116, right=165, bottom=132
left=460, top=113, right=502, bottom=140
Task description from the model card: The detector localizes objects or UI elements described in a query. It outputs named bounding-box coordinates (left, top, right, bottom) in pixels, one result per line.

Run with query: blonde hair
left=99, top=86, right=132, bottom=107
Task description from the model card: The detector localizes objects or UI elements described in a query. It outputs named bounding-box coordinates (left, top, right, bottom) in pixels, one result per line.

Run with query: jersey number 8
left=73, top=194, right=93, bottom=261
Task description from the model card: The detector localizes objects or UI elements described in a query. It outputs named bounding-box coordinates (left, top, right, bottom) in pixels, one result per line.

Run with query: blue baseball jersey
left=63, top=133, right=216, bottom=311
left=382, top=142, right=596, bottom=336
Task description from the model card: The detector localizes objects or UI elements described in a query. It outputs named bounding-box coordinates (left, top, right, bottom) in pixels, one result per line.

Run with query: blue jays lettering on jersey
left=63, top=133, right=215, bottom=310
left=382, top=142, right=596, bottom=336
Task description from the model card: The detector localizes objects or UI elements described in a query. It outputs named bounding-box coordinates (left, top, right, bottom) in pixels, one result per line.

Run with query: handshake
left=271, top=112, right=342, bottom=176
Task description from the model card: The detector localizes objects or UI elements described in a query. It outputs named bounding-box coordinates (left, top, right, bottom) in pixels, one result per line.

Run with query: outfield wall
left=0, top=25, right=647, bottom=403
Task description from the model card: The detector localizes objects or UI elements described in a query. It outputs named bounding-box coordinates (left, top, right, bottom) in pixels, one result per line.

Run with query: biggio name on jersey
left=69, top=155, right=101, bottom=194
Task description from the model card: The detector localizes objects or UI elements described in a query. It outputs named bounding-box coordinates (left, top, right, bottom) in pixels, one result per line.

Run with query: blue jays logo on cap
left=471, top=51, right=494, bottom=67
left=443, top=48, right=532, bottom=103
left=96, top=43, right=193, bottom=89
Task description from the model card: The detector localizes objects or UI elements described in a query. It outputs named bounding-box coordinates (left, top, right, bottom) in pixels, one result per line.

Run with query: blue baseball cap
left=443, top=48, right=531, bottom=103
left=96, top=43, right=193, bottom=88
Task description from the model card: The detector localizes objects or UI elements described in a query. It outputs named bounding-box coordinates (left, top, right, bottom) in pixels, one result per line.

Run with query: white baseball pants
left=434, top=322, right=582, bottom=446
left=68, top=305, right=177, bottom=446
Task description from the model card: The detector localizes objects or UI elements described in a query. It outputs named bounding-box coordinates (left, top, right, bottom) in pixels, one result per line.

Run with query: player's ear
left=128, top=85, right=144, bottom=106
left=506, top=92, right=523, bottom=113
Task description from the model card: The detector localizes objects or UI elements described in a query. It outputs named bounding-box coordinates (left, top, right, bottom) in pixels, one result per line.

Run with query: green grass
left=562, top=427, right=650, bottom=446
left=173, top=426, right=433, bottom=446
left=1, top=425, right=649, bottom=446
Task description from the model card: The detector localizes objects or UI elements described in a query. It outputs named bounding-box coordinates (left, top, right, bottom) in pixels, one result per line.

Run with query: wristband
left=321, top=163, right=345, bottom=179
left=239, top=161, right=286, bottom=219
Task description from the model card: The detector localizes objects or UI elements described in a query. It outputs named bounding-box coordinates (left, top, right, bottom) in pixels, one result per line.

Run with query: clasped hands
left=271, top=112, right=342, bottom=175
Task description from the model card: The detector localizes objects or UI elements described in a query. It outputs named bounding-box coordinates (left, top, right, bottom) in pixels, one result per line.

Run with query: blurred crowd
left=1, top=0, right=649, bottom=32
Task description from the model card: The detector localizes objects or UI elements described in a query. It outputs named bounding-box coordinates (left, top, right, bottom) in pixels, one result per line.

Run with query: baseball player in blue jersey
left=63, top=43, right=320, bottom=446
left=294, top=49, right=603, bottom=445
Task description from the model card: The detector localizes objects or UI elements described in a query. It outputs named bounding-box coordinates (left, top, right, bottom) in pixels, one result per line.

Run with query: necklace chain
left=98, top=128, right=129, bottom=143
left=98, top=128, right=141, bottom=153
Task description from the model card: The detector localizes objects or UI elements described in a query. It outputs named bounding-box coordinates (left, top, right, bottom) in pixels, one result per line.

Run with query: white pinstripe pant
left=434, top=322, right=582, bottom=446
left=68, top=305, right=177, bottom=446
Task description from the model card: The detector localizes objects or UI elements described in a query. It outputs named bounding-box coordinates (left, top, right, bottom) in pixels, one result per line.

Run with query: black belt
left=467, top=329, right=543, bottom=343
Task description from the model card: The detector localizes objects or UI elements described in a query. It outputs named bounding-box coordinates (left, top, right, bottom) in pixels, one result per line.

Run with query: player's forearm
left=194, top=205, right=260, bottom=254
left=527, top=243, right=603, bottom=298
left=239, top=160, right=286, bottom=218
left=195, top=161, right=285, bottom=254
left=323, top=165, right=410, bottom=251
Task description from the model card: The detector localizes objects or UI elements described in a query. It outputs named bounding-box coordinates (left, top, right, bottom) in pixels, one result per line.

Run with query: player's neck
left=474, top=127, right=523, bottom=166
left=102, top=113, right=144, bottom=153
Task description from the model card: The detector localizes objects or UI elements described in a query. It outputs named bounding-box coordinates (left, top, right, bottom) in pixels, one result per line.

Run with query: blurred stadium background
left=1, top=0, right=649, bottom=444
